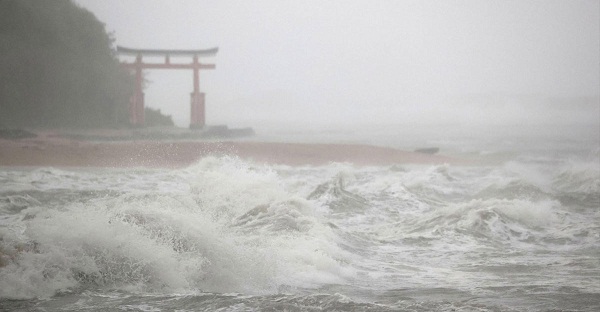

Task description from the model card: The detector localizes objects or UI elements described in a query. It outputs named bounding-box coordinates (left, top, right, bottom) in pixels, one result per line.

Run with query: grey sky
left=75, top=0, right=599, bottom=127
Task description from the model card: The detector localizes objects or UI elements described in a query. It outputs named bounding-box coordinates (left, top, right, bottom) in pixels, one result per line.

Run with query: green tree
left=0, top=0, right=132, bottom=128
left=144, top=107, right=174, bottom=127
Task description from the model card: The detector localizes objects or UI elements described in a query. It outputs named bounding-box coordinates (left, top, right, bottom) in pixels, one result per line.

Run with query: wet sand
left=0, top=135, right=461, bottom=168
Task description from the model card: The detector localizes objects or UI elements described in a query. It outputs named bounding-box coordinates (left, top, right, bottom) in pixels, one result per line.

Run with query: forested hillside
left=0, top=0, right=132, bottom=128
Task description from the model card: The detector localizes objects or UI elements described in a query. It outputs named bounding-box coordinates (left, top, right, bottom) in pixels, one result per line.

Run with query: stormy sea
left=1, top=124, right=599, bottom=311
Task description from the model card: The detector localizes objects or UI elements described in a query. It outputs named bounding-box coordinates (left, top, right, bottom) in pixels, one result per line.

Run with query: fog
left=75, top=0, right=599, bottom=131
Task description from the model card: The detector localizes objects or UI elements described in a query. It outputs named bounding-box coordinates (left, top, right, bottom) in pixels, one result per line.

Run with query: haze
left=75, top=0, right=599, bottom=130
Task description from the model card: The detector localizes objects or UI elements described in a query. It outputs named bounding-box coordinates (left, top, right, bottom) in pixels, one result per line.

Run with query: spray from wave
left=1, top=154, right=599, bottom=311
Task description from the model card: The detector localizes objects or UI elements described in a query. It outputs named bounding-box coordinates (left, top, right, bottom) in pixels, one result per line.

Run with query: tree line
left=0, top=0, right=134, bottom=128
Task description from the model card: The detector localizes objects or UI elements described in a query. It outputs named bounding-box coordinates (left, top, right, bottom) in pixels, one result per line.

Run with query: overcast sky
left=75, top=0, right=599, bottom=128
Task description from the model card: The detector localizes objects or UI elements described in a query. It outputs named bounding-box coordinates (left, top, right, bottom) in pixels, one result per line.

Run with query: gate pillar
left=190, top=92, right=205, bottom=129
left=129, top=91, right=145, bottom=126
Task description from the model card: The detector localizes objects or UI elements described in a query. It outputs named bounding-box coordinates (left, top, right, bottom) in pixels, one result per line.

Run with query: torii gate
left=116, top=46, right=218, bottom=128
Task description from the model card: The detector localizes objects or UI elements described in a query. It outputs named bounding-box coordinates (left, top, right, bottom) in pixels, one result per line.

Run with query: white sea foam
left=0, top=151, right=599, bottom=310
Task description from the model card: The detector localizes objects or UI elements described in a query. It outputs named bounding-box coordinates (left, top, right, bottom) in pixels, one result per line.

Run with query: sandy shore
left=0, top=134, right=461, bottom=168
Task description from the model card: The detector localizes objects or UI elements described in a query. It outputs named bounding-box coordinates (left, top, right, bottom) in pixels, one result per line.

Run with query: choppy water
left=1, top=126, right=599, bottom=311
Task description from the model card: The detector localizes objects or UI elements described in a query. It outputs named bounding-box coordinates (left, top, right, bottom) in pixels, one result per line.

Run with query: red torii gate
left=116, top=46, right=218, bottom=128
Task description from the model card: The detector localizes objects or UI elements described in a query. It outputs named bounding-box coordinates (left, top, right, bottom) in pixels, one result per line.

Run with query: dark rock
left=414, top=147, right=439, bottom=155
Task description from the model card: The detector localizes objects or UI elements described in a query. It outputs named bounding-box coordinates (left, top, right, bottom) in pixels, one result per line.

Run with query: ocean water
left=1, top=124, right=599, bottom=311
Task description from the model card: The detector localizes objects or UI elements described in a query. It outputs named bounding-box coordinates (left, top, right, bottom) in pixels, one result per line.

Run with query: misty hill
left=0, top=0, right=132, bottom=128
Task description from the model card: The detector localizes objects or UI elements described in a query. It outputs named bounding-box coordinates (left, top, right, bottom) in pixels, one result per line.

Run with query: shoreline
left=0, top=133, right=465, bottom=168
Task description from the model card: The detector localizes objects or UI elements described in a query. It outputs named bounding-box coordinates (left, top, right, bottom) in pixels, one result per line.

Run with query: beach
left=0, top=132, right=459, bottom=168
